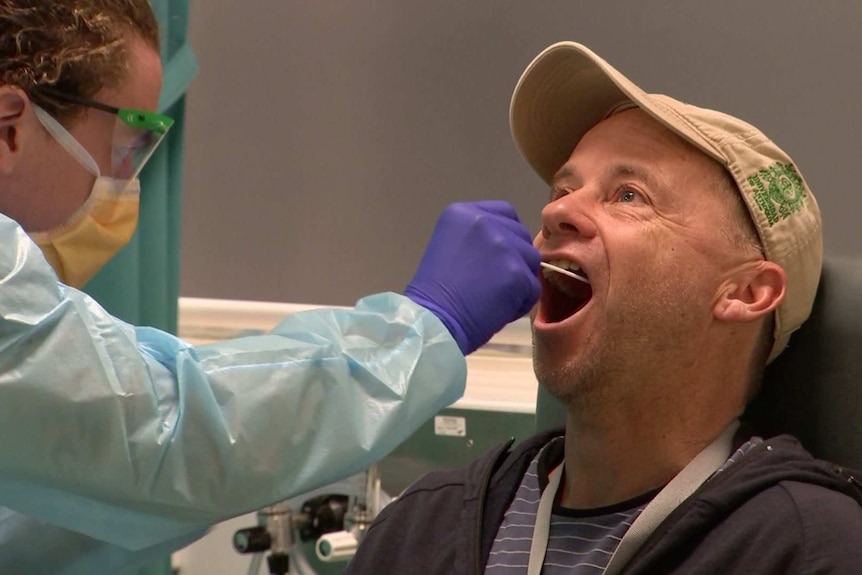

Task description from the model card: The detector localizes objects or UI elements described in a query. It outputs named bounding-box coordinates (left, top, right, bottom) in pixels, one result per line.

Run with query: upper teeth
left=546, top=259, right=582, bottom=272
left=541, top=259, right=590, bottom=284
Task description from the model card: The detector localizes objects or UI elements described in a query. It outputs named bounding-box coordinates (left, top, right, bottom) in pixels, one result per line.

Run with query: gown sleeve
left=0, top=215, right=466, bottom=550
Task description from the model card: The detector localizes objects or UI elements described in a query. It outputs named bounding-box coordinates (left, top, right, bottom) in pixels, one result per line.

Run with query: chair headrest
left=743, top=255, right=862, bottom=470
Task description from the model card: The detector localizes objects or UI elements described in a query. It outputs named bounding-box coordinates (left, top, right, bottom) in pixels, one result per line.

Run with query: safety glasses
left=35, top=86, right=174, bottom=181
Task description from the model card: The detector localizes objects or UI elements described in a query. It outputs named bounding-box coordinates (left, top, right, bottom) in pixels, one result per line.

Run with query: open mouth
left=540, top=259, right=593, bottom=324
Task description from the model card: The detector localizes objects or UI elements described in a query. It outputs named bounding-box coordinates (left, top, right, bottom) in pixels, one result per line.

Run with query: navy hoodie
left=345, top=428, right=862, bottom=575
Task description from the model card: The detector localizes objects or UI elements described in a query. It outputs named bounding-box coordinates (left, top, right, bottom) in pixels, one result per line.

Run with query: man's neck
left=557, top=397, right=738, bottom=510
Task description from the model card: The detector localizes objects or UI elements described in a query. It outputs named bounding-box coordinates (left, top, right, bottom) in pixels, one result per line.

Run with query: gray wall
left=181, top=1, right=860, bottom=306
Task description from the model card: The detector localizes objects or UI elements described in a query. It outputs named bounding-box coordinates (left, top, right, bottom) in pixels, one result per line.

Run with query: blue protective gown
left=0, top=215, right=467, bottom=572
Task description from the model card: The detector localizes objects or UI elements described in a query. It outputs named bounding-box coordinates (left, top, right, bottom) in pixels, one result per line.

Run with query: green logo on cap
left=747, top=162, right=806, bottom=226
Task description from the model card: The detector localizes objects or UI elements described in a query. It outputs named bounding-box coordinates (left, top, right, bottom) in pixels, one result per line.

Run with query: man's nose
left=540, top=192, right=598, bottom=241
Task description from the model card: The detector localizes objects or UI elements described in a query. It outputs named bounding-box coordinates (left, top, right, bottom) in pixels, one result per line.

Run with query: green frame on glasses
left=34, top=86, right=174, bottom=135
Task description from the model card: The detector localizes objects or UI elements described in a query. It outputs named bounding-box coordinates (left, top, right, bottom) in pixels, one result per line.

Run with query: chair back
left=744, top=255, right=862, bottom=469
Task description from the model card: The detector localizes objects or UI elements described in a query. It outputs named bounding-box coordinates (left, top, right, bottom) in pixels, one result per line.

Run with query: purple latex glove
left=405, top=201, right=541, bottom=355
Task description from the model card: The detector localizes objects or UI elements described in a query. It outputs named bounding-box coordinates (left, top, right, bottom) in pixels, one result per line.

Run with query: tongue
left=558, top=274, right=591, bottom=294
left=545, top=278, right=592, bottom=323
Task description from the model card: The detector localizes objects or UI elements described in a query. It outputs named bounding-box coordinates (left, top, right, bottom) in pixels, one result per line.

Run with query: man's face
left=533, top=108, right=756, bottom=407
left=2, top=34, right=163, bottom=232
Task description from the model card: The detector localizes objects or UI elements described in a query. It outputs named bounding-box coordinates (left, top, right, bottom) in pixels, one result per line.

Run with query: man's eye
left=618, top=188, right=643, bottom=203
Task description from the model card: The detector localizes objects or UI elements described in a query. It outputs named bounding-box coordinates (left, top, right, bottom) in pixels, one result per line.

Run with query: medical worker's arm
left=0, top=201, right=539, bottom=551
left=0, top=507, right=205, bottom=575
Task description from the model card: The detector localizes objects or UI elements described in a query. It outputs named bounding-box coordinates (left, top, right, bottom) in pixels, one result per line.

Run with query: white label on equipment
left=434, top=415, right=466, bottom=437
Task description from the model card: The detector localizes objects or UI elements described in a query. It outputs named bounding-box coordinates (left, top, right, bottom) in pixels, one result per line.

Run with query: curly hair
left=0, top=0, right=159, bottom=121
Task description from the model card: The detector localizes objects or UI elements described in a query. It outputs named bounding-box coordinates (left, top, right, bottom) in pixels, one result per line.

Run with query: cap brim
left=510, top=42, right=724, bottom=184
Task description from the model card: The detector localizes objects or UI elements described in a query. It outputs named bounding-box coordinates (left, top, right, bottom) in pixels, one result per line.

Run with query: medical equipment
left=316, top=462, right=383, bottom=563
left=540, top=262, right=590, bottom=284
left=233, top=465, right=387, bottom=575
left=233, top=501, right=295, bottom=575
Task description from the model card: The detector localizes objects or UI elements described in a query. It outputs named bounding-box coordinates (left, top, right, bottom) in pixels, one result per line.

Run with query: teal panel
left=82, top=0, right=197, bottom=332
left=377, top=407, right=536, bottom=496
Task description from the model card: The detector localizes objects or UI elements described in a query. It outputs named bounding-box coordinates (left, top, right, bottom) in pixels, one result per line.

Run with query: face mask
left=29, top=106, right=142, bottom=288
left=28, top=177, right=140, bottom=288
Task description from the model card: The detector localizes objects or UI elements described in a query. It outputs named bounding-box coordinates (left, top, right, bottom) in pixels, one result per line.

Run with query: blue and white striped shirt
left=485, top=436, right=762, bottom=574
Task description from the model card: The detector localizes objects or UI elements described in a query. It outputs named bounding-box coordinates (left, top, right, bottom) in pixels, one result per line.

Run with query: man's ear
left=0, top=86, right=28, bottom=176
left=714, top=261, right=786, bottom=323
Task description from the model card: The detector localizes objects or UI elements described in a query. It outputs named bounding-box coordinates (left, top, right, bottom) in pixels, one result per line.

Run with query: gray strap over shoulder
left=527, top=420, right=739, bottom=575
left=602, top=419, right=740, bottom=575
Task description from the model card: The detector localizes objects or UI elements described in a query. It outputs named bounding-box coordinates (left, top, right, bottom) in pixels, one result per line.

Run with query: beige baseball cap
left=510, top=41, right=822, bottom=362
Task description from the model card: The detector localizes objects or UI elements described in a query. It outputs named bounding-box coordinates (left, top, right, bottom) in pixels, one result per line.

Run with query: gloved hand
left=405, top=201, right=541, bottom=355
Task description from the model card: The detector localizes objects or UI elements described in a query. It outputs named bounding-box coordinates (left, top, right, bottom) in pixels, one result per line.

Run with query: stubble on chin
left=532, top=334, right=615, bottom=412
left=532, top=287, right=707, bottom=416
